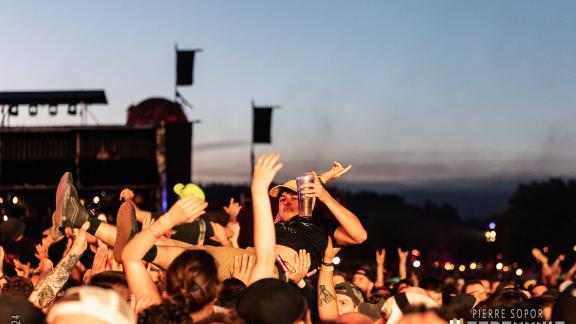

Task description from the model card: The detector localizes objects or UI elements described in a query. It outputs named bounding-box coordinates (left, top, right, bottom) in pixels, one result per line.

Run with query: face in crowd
left=336, top=294, right=358, bottom=315
left=277, top=191, right=300, bottom=222
left=352, top=272, right=374, bottom=295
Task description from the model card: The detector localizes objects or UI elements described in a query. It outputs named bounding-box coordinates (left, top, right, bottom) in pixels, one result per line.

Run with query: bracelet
left=318, top=176, right=326, bottom=187
left=321, top=260, right=334, bottom=266
left=149, top=226, right=164, bottom=239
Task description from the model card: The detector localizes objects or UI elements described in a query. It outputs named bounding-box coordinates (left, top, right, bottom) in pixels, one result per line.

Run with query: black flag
left=176, top=50, right=195, bottom=86
left=252, top=107, right=273, bottom=143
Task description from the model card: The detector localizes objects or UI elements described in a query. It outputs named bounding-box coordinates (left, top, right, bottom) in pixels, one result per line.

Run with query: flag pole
left=174, top=44, right=178, bottom=102
left=250, top=100, right=255, bottom=178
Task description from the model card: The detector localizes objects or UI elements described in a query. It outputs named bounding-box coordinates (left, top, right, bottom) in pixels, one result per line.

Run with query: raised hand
left=223, top=198, right=242, bottom=222
left=165, top=195, right=208, bottom=227
left=229, top=222, right=241, bottom=248
left=210, top=221, right=232, bottom=247
left=323, top=236, right=342, bottom=263
left=288, top=249, right=312, bottom=286
left=92, top=245, right=110, bottom=275
left=232, top=254, right=254, bottom=285
left=119, top=188, right=135, bottom=201
left=398, top=248, right=409, bottom=262
left=252, top=154, right=283, bottom=191
left=35, top=243, right=49, bottom=261
left=70, top=222, right=91, bottom=254
left=300, top=172, right=329, bottom=201
left=376, top=248, right=386, bottom=266
left=319, top=161, right=352, bottom=183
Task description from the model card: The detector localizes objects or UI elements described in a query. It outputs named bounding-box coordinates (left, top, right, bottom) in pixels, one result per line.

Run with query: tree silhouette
left=497, top=178, right=576, bottom=263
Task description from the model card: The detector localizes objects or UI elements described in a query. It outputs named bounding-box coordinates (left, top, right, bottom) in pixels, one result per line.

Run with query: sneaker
left=54, top=172, right=89, bottom=229
left=50, top=211, right=63, bottom=240
left=114, top=201, right=139, bottom=263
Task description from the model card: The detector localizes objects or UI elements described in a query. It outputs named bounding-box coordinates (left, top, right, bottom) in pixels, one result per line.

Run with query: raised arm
left=398, top=248, right=408, bottom=280
left=301, top=172, right=367, bottom=246
left=248, top=154, right=283, bottom=284
left=318, top=161, right=352, bottom=184
left=0, top=247, right=7, bottom=288
left=120, top=188, right=154, bottom=222
left=317, top=237, right=341, bottom=322
left=29, top=222, right=89, bottom=309
left=376, top=248, right=386, bottom=288
left=121, top=197, right=207, bottom=303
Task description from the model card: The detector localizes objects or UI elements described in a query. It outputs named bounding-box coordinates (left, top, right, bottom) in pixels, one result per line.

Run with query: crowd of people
left=1, top=154, right=575, bottom=323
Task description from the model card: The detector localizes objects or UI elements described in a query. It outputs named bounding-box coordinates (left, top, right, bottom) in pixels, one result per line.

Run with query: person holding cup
left=268, top=165, right=367, bottom=272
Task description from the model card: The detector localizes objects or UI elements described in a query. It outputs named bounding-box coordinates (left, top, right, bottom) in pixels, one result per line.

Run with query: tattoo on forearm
left=30, top=253, right=82, bottom=308
left=36, top=286, right=56, bottom=308
left=319, top=284, right=336, bottom=307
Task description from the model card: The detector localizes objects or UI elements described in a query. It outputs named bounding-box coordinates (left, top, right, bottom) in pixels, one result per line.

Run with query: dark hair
left=478, top=288, right=529, bottom=320
left=48, top=238, right=67, bottom=265
left=166, top=249, right=220, bottom=314
left=217, top=278, right=246, bottom=309
left=420, top=277, right=442, bottom=292
left=461, top=279, right=484, bottom=295
left=89, top=271, right=128, bottom=290
left=2, top=276, right=34, bottom=298
left=138, top=301, right=193, bottom=324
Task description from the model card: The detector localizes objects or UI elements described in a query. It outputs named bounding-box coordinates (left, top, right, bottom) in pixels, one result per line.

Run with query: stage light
left=469, top=262, right=477, bottom=270
left=8, top=105, right=18, bottom=116
left=93, top=196, right=100, bottom=204
left=48, top=104, right=58, bottom=116
left=496, top=262, right=503, bottom=270
left=28, top=104, right=38, bottom=116
left=516, top=269, right=523, bottom=276
left=573, top=244, right=576, bottom=252
left=489, top=222, right=496, bottom=230
left=503, top=265, right=510, bottom=272
left=543, top=246, right=549, bottom=253
left=413, top=260, right=421, bottom=268
left=12, top=196, right=18, bottom=204
left=411, top=249, right=420, bottom=257
left=68, top=104, right=77, bottom=115
left=459, top=265, right=466, bottom=272
left=333, top=256, right=341, bottom=265
left=2, top=215, right=7, bottom=222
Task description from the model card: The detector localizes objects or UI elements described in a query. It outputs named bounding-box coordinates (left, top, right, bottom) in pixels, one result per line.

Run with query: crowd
left=1, top=154, right=575, bottom=324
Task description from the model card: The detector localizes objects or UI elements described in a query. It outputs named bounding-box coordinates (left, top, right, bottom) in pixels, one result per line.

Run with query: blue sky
left=2, top=0, right=576, bottom=184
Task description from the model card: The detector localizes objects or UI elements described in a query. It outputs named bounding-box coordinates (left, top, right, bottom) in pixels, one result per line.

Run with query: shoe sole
left=114, top=201, right=138, bottom=263
left=55, top=172, right=73, bottom=228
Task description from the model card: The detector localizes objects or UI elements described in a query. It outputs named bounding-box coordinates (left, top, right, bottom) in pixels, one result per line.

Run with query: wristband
left=320, top=265, right=334, bottom=272
left=321, top=260, right=334, bottom=266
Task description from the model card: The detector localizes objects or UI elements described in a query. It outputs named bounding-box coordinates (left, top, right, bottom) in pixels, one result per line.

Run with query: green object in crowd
left=173, top=183, right=206, bottom=201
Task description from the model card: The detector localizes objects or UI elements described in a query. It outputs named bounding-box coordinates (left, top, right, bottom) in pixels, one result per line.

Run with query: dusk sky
left=2, top=0, right=576, bottom=185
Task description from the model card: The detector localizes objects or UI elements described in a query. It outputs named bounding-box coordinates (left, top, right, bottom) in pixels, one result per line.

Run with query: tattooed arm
left=29, top=222, right=89, bottom=309
left=318, top=237, right=340, bottom=322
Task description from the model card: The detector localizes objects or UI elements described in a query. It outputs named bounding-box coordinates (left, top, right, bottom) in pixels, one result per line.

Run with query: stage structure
left=0, top=92, right=193, bottom=225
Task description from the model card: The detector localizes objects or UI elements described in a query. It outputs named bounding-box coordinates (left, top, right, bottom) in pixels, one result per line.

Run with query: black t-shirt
left=275, top=216, right=339, bottom=269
